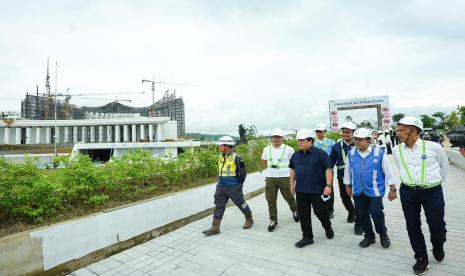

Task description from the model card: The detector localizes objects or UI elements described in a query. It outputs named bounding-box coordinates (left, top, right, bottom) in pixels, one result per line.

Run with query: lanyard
left=269, top=144, right=287, bottom=167
left=398, top=139, right=427, bottom=187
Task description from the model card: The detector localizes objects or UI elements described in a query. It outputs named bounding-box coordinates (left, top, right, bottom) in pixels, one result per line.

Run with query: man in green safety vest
left=393, top=116, right=449, bottom=275
left=261, top=128, right=298, bottom=232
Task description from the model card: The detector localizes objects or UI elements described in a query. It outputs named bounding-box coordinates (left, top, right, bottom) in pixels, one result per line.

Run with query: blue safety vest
left=348, top=147, right=386, bottom=197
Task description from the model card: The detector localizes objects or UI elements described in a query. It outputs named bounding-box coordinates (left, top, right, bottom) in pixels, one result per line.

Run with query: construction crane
left=142, top=77, right=193, bottom=116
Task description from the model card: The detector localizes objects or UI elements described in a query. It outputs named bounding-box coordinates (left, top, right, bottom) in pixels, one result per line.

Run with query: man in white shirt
left=393, top=116, right=449, bottom=275
left=261, top=128, right=298, bottom=232
left=344, top=128, right=397, bottom=249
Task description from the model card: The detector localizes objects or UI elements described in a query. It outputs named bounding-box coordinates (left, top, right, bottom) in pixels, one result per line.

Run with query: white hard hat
left=377, top=130, right=383, bottom=134
left=340, top=121, right=357, bottom=130
left=398, top=116, right=424, bottom=131
left=315, top=123, right=326, bottom=131
left=296, top=128, right=315, bottom=139
left=354, top=128, right=373, bottom=139
left=216, top=135, right=235, bottom=146
left=270, top=128, right=284, bottom=137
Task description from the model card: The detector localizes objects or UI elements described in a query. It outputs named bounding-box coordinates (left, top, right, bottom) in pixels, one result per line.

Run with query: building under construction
left=20, top=90, right=186, bottom=136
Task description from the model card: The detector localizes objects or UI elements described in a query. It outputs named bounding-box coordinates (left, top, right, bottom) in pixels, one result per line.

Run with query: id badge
left=421, top=155, right=427, bottom=160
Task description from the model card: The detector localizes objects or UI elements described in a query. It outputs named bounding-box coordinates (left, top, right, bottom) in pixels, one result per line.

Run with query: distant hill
left=184, top=133, right=239, bottom=142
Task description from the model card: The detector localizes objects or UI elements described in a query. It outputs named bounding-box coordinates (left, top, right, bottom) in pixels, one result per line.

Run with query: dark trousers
left=327, top=175, right=361, bottom=227
left=265, top=177, right=297, bottom=221
left=213, top=184, right=251, bottom=220
left=354, top=193, right=387, bottom=239
left=400, top=185, right=447, bottom=260
left=296, top=192, right=331, bottom=240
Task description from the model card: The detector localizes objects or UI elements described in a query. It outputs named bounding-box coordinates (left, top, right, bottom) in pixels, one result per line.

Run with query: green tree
left=458, top=105, right=465, bottom=124
left=392, top=113, right=405, bottom=123
left=432, top=112, right=446, bottom=129
left=245, top=125, right=258, bottom=141
left=420, top=115, right=436, bottom=128
left=357, top=120, right=373, bottom=129
left=444, top=111, right=461, bottom=129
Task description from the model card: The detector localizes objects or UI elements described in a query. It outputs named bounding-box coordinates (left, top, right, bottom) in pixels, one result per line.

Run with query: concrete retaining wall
left=0, top=171, right=266, bottom=276
left=445, top=148, right=465, bottom=171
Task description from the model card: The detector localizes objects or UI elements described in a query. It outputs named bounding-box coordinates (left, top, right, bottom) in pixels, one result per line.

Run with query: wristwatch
left=326, top=184, right=332, bottom=188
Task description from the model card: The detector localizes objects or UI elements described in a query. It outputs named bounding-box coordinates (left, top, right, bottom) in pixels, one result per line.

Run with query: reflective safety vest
left=348, top=147, right=386, bottom=197
left=397, top=139, right=441, bottom=189
left=268, top=144, right=289, bottom=169
left=218, top=153, right=239, bottom=186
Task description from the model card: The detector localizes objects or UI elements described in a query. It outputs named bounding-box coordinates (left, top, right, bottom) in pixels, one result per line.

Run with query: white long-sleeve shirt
left=343, top=146, right=397, bottom=186
left=392, top=138, right=449, bottom=186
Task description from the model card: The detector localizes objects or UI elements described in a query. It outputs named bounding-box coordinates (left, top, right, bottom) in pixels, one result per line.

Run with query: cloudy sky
left=1, top=0, right=464, bottom=134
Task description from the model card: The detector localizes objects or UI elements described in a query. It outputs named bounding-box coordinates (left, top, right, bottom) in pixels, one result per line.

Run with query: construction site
left=18, top=60, right=186, bottom=136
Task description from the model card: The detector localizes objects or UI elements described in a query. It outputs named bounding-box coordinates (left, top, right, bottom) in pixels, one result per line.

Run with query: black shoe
left=295, top=237, right=314, bottom=248
left=267, top=221, right=278, bottom=232
left=359, top=237, right=376, bottom=248
left=292, top=211, right=299, bottom=222
left=347, top=214, right=355, bottom=223
left=432, top=247, right=445, bottom=262
left=413, top=257, right=429, bottom=275
left=354, top=225, right=364, bottom=235
left=325, top=227, right=334, bottom=239
left=329, top=212, right=334, bottom=219
left=380, top=234, right=390, bottom=248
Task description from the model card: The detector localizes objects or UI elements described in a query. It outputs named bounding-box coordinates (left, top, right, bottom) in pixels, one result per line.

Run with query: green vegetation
left=0, top=141, right=267, bottom=227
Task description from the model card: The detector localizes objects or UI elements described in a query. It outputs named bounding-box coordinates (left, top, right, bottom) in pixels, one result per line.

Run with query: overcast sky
left=1, top=0, right=464, bottom=134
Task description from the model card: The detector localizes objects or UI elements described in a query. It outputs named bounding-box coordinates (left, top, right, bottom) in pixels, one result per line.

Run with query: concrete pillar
left=15, top=127, right=21, bottom=145
left=46, top=127, right=51, bottom=144
left=81, top=126, right=87, bottom=142
left=157, top=124, right=162, bottom=141
left=90, top=126, right=95, bottom=143
left=26, top=127, right=32, bottom=144
left=55, top=127, right=60, bottom=143
left=4, top=127, right=10, bottom=144
left=73, top=127, right=78, bottom=143
left=123, top=125, right=129, bottom=142
left=148, top=124, right=154, bottom=142
left=115, top=125, right=121, bottom=142
left=140, top=124, right=145, bottom=141
left=35, top=127, right=41, bottom=144
left=132, top=124, right=137, bottom=142
left=99, top=125, right=104, bottom=143
left=106, top=126, right=112, bottom=142
left=64, top=127, right=70, bottom=143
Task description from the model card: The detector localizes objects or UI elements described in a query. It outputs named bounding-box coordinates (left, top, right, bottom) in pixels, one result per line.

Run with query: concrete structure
left=0, top=117, right=177, bottom=145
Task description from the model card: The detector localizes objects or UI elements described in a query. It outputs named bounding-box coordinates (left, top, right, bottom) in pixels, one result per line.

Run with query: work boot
left=354, top=225, right=364, bottom=235
left=202, top=218, right=221, bottom=236
left=295, top=237, right=314, bottom=248
left=359, top=237, right=376, bottom=248
left=243, top=214, right=254, bottom=229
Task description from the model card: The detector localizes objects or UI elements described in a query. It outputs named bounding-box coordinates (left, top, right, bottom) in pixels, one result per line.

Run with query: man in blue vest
left=290, top=128, right=334, bottom=248
left=314, top=123, right=336, bottom=218
left=393, top=117, right=449, bottom=275
left=344, top=128, right=398, bottom=249
left=329, top=121, right=363, bottom=235
left=203, top=136, right=253, bottom=236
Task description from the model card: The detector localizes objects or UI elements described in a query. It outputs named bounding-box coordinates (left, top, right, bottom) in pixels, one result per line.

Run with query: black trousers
left=296, top=192, right=331, bottom=240
left=400, top=184, right=446, bottom=260
left=354, top=193, right=387, bottom=239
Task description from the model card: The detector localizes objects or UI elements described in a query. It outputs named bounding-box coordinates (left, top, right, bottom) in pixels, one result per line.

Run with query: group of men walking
left=202, top=116, right=449, bottom=275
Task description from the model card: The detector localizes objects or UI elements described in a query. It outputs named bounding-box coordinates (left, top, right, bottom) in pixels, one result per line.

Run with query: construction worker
left=261, top=128, right=298, bottom=232
left=203, top=136, right=254, bottom=236
left=329, top=121, right=363, bottom=235
left=313, top=123, right=336, bottom=218
left=344, top=128, right=397, bottom=250
left=290, top=128, right=334, bottom=248
left=393, top=117, right=449, bottom=275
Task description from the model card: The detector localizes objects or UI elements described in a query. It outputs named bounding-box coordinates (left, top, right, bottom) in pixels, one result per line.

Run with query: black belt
left=401, top=183, right=442, bottom=191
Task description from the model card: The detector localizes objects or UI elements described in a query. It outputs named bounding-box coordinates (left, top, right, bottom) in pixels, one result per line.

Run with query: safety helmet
left=270, top=128, right=284, bottom=137
left=354, top=128, right=373, bottom=139
left=377, top=130, right=383, bottom=134
left=296, top=128, right=315, bottom=140
left=216, top=135, right=236, bottom=146
left=398, top=116, right=424, bottom=131
left=315, top=123, right=326, bottom=131
left=339, top=121, right=357, bottom=130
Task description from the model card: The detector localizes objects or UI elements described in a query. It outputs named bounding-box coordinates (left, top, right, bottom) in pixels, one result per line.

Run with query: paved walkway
left=71, top=157, right=465, bottom=275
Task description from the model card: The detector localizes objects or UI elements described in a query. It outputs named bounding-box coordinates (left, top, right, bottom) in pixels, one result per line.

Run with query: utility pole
left=54, top=61, right=58, bottom=158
